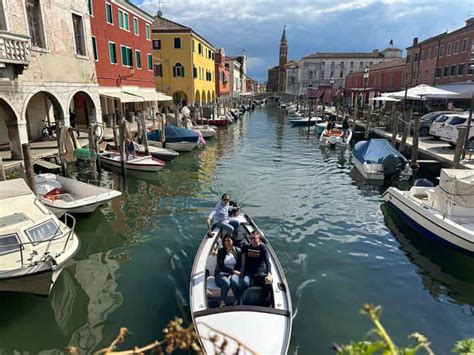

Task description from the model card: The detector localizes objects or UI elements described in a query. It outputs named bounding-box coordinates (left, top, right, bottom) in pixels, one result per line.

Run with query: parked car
left=438, top=113, right=472, bottom=146
left=415, top=111, right=452, bottom=136
left=429, top=113, right=462, bottom=138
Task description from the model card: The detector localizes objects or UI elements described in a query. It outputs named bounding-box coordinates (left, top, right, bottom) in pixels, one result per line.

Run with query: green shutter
left=146, top=25, right=150, bottom=39
left=135, top=51, right=141, bottom=68
left=118, top=11, right=123, bottom=28
left=127, top=48, right=133, bottom=66
left=148, top=54, right=152, bottom=70
left=106, top=3, right=113, bottom=23
left=92, top=37, right=98, bottom=60
left=121, top=46, right=127, bottom=65
left=134, top=18, right=138, bottom=34
left=88, top=0, right=93, bottom=15
left=124, top=13, right=129, bottom=30
left=109, top=43, right=116, bottom=63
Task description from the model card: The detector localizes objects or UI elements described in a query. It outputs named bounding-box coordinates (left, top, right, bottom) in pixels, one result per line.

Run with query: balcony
left=0, top=31, right=30, bottom=67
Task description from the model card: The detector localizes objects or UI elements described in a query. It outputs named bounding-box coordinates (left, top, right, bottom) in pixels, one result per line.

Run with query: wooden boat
left=320, top=128, right=352, bottom=147
left=190, top=213, right=292, bottom=354
left=382, top=170, right=474, bottom=254
left=99, top=151, right=165, bottom=172
left=36, top=174, right=122, bottom=217
left=0, top=179, right=80, bottom=295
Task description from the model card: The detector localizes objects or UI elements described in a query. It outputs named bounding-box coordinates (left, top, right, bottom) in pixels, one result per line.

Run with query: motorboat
left=192, top=125, right=217, bottom=139
left=289, top=116, right=322, bottom=127
left=35, top=174, right=122, bottom=217
left=320, top=128, right=352, bottom=147
left=286, top=105, right=297, bottom=114
left=197, top=116, right=233, bottom=126
left=99, top=151, right=165, bottom=172
left=190, top=213, right=292, bottom=354
left=106, top=142, right=179, bottom=161
left=352, top=139, right=412, bottom=181
left=147, top=125, right=200, bottom=152
left=382, top=170, right=474, bottom=254
left=0, top=178, right=80, bottom=295
left=315, top=121, right=341, bottom=135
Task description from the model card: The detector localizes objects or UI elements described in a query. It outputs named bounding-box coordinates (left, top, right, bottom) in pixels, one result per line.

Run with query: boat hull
left=100, top=154, right=164, bottom=172
left=0, top=267, right=62, bottom=295
left=382, top=188, right=474, bottom=254
left=352, top=152, right=385, bottom=180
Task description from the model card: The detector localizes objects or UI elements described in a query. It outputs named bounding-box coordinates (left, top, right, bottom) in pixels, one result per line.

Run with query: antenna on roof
left=389, top=39, right=393, bottom=47
left=157, top=0, right=163, bottom=17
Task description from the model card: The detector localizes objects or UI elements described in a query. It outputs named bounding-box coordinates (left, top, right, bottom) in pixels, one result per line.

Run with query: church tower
left=278, top=26, right=288, bottom=92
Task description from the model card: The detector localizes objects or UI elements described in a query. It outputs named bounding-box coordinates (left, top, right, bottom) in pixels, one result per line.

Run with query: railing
left=0, top=31, right=30, bottom=66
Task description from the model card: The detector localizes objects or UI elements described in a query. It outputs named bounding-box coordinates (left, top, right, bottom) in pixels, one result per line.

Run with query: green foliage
left=452, top=339, right=474, bottom=354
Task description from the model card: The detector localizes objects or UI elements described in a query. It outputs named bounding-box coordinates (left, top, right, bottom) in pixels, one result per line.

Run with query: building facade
left=225, top=57, right=242, bottom=97
left=152, top=13, right=216, bottom=106
left=405, top=18, right=474, bottom=88
left=90, top=0, right=158, bottom=124
left=285, top=60, right=301, bottom=95
left=215, top=48, right=230, bottom=97
left=0, top=0, right=101, bottom=159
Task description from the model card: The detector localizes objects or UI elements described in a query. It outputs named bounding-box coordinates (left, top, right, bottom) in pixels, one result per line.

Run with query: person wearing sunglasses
left=207, top=193, right=240, bottom=239
left=215, top=235, right=241, bottom=307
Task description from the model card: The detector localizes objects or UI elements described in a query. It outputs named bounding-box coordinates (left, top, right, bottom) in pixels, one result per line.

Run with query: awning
left=99, top=88, right=145, bottom=103
left=100, top=86, right=172, bottom=103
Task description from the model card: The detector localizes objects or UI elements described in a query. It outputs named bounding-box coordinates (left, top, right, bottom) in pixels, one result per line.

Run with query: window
left=192, top=40, right=195, bottom=52
left=450, top=65, right=456, bottom=76
left=435, top=68, right=441, bottom=77
left=173, top=63, right=184, bottom=77
left=135, top=50, right=141, bottom=68
left=26, top=219, right=60, bottom=244
left=449, top=117, right=467, bottom=125
left=106, top=3, right=113, bottom=24
left=92, top=36, right=98, bottom=60
left=154, top=63, right=162, bottom=77
left=444, top=66, right=449, bottom=77
left=0, top=233, right=20, bottom=256
left=454, top=41, right=459, bottom=54
left=462, top=38, right=468, bottom=52
left=174, top=37, right=181, bottom=48
left=198, top=43, right=202, bottom=54
left=0, top=0, right=6, bottom=30
left=147, top=54, right=152, bottom=70
left=414, top=52, right=419, bottom=62
left=434, top=47, right=438, bottom=58
left=447, top=42, right=451, bottom=55
left=120, top=45, right=132, bottom=67
left=26, top=0, right=46, bottom=48
left=439, top=45, right=444, bottom=57
left=146, top=24, right=150, bottom=40
left=133, top=17, right=139, bottom=35
left=72, top=14, right=86, bottom=56
left=118, top=9, right=129, bottom=30
left=152, top=40, right=161, bottom=49
left=87, top=0, right=93, bottom=16
left=109, top=42, right=116, bottom=63
left=193, top=66, right=197, bottom=78
left=458, top=64, right=465, bottom=76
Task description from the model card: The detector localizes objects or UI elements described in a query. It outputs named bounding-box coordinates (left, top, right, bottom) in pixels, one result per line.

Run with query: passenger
left=234, top=230, right=273, bottom=305
left=342, top=116, right=350, bottom=140
left=207, top=193, right=240, bottom=239
left=125, top=138, right=138, bottom=161
left=215, top=235, right=241, bottom=307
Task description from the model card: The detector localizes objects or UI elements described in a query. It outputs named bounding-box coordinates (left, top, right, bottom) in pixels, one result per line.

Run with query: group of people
left=207, top=193, right=273, bottom=307
left=325, top=116, right=351, bottom=141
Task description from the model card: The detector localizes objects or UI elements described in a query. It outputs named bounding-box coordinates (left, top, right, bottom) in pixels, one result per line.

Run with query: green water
left=1, top=106, right=473, bottom=354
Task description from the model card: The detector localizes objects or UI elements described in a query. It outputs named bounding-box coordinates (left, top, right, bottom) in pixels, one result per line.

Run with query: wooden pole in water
left=87, top=126, right=97, bottom=178
left=118, top=114, right=126, bottom=176
left=140, top=113, right=150, bottom=155
left=112, top=114, right=119, bottom=150
left=390, top=107, right=397, bottom=145
left=454, top=126, right=467, bottom=168
left=22, top=143, right=36, bottom=193
left=364, top=109, right=370, bottom=139
left=0, top=157, right=6, bottom=181
left=411, top=115, right=420, bottom=167
left=55, top=119, right=67, bottom=175
left=399, top=110, right=412, bottom=153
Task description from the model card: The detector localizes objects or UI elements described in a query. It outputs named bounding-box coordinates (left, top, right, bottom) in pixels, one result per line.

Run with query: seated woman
left=215, top=235, right=241, bottom=307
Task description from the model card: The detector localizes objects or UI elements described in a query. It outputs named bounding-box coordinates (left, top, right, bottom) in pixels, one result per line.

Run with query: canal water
left=1, top=106, right=473, bottom=354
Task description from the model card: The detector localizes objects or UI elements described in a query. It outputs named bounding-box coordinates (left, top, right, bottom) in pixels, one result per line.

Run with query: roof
left=303, top=51, right=385, bottom=59
left=121, top=0, right=154, bottom=22
left=406, top=19, right=474, bottom=49
left=367, top=58, right=406, bottom=70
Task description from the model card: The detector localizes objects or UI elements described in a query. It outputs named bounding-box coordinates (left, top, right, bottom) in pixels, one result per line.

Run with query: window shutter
left=181, top=66, right=184, bottom=77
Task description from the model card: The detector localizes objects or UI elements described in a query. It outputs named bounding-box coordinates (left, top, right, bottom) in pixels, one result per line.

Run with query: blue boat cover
left=352, top=139, right=407, bottom=164
left=147, top=126, right=199, bottom=143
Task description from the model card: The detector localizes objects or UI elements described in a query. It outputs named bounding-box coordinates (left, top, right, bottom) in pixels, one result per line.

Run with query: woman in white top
left=215, top=235, right=241, bottom=307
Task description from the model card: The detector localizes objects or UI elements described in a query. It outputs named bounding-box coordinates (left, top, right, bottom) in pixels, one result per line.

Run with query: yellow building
left=151, top=14, right=216, bottom=106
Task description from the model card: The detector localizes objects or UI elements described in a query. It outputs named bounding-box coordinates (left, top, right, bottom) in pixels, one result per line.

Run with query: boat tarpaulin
left=438, top=169, right=474, bottom=208
left=147, top=126, right=199, bottom=143
left=352, top=139, right=407, bottom=164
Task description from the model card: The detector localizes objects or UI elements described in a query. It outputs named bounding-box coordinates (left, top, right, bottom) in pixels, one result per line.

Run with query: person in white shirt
left=207, top=193, right=240, bottom=238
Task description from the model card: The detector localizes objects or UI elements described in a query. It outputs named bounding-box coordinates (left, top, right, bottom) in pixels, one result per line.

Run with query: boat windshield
left=25, top=219, right=61, bottom=244
left=0, top=233, right=21, bottom=255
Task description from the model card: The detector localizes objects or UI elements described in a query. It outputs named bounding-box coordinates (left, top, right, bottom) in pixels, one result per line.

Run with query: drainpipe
left=433, top=37, right=441, bottom=86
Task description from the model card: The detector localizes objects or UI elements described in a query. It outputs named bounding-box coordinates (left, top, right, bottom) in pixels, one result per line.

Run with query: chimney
left=466, top=17, right=474, bottom=26
left=413, top=37, right=418, bottom=46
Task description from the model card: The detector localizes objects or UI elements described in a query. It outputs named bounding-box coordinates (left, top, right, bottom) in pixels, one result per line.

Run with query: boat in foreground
left=0, top=178, right=80, bottom=295
left=36, top=174, right=122, bottom=217
left=352, top=139, right=412, bottom=181
left=382, top=170, right=474, bottom=254
left=190, top=213, right=292, bottom=354
left=99, top=151, right=165, bottom=172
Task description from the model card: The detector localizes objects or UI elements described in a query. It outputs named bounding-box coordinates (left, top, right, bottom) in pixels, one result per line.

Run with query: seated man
left=207, top=193, right=240, bottom=239
left=233, top=230, right=273, bottom=305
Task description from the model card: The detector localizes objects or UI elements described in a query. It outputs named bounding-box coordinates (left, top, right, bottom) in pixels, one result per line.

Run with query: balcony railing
left=0, top=31, right=30, bottom=66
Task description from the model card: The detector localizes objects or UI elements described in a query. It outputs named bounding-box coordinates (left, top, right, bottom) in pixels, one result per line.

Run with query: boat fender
left=382, top=154, right=402, bottom=176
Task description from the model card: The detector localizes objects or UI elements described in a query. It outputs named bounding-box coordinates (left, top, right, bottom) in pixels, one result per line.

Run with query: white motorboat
left=286, top=105, right=297, bottom=114
left=352, top=139, right=412, bottom=181
left=99, top=151, right=165, bottom=172
left=320, top=128, right=352, bottom=147
left=289, top=116, right=322, bottom=127
left=148, top=140, right=199, bottom=152
left=192, top=125, right=217, bottom=139
left=36, top=174, right=122, bottom=217
left=0, top=178, right=80, bottom=295
left=107, top=142, right=179, bottom=161
left=190, top=213, right=292, bottom=354
left=382, top=170, right=474, bottom=254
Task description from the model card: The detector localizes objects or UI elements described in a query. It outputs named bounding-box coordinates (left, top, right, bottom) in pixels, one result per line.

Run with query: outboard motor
left=382, top=154, right=402, bottom=177
left=399, top=163, right=413, bottom=181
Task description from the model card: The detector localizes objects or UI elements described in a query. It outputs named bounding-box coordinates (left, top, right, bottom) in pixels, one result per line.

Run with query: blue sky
left=132, top=0, right=474, bottom=82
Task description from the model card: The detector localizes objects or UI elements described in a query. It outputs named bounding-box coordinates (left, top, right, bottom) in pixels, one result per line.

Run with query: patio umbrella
left=370, top=96, right=400, bottom=102
left=388, top=84, right=457, bottom=100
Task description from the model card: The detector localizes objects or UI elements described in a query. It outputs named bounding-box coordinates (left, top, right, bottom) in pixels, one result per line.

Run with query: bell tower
left=278, top=26, right=288, bottom=92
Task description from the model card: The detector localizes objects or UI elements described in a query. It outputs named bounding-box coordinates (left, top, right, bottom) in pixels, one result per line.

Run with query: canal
left=1, top=105, right=473, bottom=354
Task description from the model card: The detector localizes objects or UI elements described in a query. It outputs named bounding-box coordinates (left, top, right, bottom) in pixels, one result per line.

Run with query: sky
left=132, top=0, right=474, bottom=82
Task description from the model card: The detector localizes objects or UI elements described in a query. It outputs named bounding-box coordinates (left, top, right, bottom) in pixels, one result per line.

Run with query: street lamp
left=362, top=66, right=369, bottom=107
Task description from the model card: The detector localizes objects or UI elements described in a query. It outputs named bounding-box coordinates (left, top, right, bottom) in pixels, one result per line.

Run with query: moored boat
left=0, top=178, right=80, bottom=295
left=192, top=125, right=217, bottom=139
left=36, top=174, right=122, bottom=217
left=382, top=170, right=474, bottom=254
left=190, top=213, right=292, bottom=354
left=289, top=116, right=322, bottom=127
left=99, top=151, right=165, bottom=172
left=147, top=125, right=200, bottom=152
left=320, top=128, right=352, bottom=147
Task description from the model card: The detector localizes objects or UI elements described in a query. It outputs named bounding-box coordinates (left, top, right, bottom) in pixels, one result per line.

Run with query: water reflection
left=381, top=204, right=474, bottom=309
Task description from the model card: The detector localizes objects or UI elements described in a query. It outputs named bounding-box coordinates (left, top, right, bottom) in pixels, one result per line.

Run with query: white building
left=0, top=0, right=101, bottom=159
left=225, top=58, right=242, bottom=97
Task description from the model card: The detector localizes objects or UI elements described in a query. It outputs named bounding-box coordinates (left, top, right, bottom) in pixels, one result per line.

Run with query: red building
left=405, top=18, right=474, bottom=87
left=89, top=0, right=159, bottom=122
left=215, top=48, right=230, bottom=97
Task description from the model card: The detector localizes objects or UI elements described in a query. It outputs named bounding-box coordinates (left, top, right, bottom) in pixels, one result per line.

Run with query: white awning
left=99, top=88, right=144, bottom=103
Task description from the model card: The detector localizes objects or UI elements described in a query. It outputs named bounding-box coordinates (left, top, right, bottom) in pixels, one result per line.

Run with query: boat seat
left=206, top=254, right=217, bottom=277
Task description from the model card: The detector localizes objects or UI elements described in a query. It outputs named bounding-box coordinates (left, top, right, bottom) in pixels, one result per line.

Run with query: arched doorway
left=69, top=91, right=97, bottom=129
left=207, top=91, right=211, bottom=104
left=195, top=90, right=201, bottom=106
left=172, top=91, right=188, bottom=106
left=0, top=99, right=22, bottom=159
left=212, top=92, right=215, bottom=103
left=25, top=91, right=63, bottom=141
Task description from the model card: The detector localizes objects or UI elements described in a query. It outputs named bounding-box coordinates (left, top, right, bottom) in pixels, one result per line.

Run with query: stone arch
left=67, top=90, right=97, bottom=128
left=172, top=91, right=188, bottom=106
left=0, top=98, right=22, bottom=159
left=195, top=90, right=201, bottom=105
left=24, top=91, right=64, bottom=141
